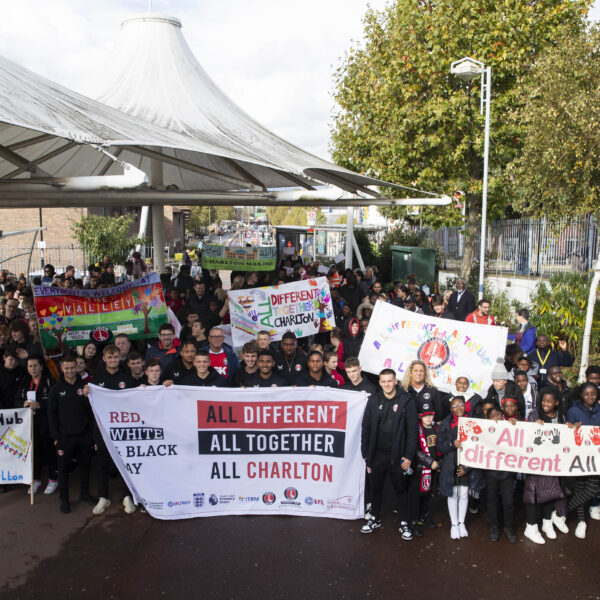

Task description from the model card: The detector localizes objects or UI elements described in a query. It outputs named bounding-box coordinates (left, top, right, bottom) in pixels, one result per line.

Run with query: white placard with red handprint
left=458, top=417, right=600, bottom=476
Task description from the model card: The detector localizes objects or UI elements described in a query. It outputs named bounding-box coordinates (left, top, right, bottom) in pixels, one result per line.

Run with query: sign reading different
left=459, top=417, right=600, bottom=476
left=88, top=386, right=367, bottom=520
left=33, top=273, right=168, bottom=350
left=358, top=302, right=508, bottom=393
left=228, top=278, right=335, bottom=347
left=201, top=244, right=276, bottom=271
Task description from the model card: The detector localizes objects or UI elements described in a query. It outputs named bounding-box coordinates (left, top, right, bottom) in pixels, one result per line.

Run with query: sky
left=0, top=0, right=598, bottom=161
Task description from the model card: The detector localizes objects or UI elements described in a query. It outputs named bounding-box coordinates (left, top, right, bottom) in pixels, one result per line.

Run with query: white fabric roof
left=0, top=12, right=406, bottom=198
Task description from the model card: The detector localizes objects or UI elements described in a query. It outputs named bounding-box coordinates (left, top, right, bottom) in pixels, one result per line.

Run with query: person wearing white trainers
left=123, top=495, right=137, bottom=514
left=566, top=383, right=600, bottom=540
left=27, top=480, right=41, bottom=495
left=551, top=511, right=569, bottom=534
left=93, top=497, right=111, bottom=515
left=589, top=505, right=600, bottom=520
left=360, top=369, right=418, bottom=537
left=524, top=523, right=545, bottom=544
left=523, top=389, right=567, bottom=542
left=44, top=480, right=59, bottom=494
left=439, top=397, right=470, bottom=541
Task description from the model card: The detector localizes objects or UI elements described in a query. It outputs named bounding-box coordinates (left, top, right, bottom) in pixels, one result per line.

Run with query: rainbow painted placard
left=33, top=273, right=168, bottom=351
left=358, top=302, right=508, bottom=393
left=0, top=408, right=32, bottom=485
left=228, top=278, right=335, bottom=347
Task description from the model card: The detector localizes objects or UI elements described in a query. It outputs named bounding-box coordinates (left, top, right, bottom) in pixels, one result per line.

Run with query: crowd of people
left=0, top=257, right=599, bottom=546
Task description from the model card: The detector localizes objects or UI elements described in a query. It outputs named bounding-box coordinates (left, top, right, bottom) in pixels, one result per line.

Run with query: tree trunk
left=461, top=193, right=481, bottom=283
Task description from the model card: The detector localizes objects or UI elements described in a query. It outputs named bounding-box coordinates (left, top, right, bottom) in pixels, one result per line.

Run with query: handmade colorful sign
left=201, top=244, right=276, bottom=271
left=33, top=273, right=168, bottom=350
left=89, top=385, right=367, bottom=520
left=228, top=278, right=335, bottom=347
left=358, top=302, right=507, bottom=393
left=459, top=417, right=600, bottom=476
left=0, top=408, right=33, bottom=485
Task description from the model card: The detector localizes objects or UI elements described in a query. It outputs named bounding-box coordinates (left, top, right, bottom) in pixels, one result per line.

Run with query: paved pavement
left=2, top=482, right=600, bottom=600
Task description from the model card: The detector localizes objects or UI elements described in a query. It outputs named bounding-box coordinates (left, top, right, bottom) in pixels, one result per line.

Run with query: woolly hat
left=491, top=357, right=509, bottom=380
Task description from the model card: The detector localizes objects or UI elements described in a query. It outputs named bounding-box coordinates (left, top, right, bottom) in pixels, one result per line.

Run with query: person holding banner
left=360, top=369, right=418, bottom=539
left=485, top=407, right=518, bottom=543
left=19, top=354, right=57, bottom=495
left=438, top=396, right=471, bottom=539
left=48, top=353, right=97, bottom=514
left=275, top=333, right=307, bottom=385
left=566, top=382, right=600, bottom=539
left=231, top=341, right=259, bottom=387
left=244, top=349, right=286, bottom=388
left=485, top=359, right=526, bottom=421
left=523, top=388, right=568, bottom=544
left=89, top=344, right=138, bottom=516
left=179, top=351, right=226, bottom=387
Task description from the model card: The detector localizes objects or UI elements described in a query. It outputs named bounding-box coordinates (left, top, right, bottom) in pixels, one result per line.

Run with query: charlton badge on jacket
left=393, top=404, right=398, bottom=412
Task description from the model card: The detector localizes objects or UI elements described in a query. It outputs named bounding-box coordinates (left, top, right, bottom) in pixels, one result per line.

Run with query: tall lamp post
left=451, top=57, right=491, bottom=300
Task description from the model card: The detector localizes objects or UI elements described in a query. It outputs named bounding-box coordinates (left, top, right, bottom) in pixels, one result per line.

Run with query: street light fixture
left=451, top=57, right=491, bottom=300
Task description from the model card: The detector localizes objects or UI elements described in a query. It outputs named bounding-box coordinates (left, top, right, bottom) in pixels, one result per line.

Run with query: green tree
left=331, top=0, right=590, bottom=280
left=507, top=26, right=600, bottom=219
left=71, top=214, right=143, bottom=265
left=188, top=206, right=236, bottom=233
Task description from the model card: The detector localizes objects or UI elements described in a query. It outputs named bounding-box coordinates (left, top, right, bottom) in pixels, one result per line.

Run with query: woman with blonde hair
left=401, top=360, right=443, bottom=421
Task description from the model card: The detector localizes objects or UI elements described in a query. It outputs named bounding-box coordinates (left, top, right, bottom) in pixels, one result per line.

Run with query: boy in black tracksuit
left=360, top=368, right=418, bottom=539
left=89, top=344, right=137, bottom=515
left=47, top=354, right=96, bottom=514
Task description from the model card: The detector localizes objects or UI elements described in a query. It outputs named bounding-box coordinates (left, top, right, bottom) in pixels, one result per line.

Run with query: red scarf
left=418, top=424, right=432, bottom=493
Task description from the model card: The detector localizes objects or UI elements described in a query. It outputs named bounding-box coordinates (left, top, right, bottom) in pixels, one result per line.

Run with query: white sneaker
left=458, top=523, right=468, bottom=538
left=551, top=511, right=569, bottom=534
left=92, top=497, right=111, bottom=516
left=524, top=523, right=545, bottom=544
left=450, top=524, right=460, bottom=540
left=575, top=521, right=587, bottom=539
left=541, top=519, right=556, bottom=540
left=44, top=480, right=59, bottom=495
left=589, top=505, right=600, bottom=520
left=123, top=495, right=137, bottom=514
left=27, top=480, right=41, bottom=495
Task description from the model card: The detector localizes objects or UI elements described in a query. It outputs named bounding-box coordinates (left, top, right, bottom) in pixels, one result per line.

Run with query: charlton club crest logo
left=284, top=487, right=298, bottom=501
left=417, top=338, right=450, bottom=369
left=262, top=492, right=276, bottom=505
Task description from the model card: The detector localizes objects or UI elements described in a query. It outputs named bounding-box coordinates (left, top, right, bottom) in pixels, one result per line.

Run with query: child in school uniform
left=486, top=406, right=518, bottom=542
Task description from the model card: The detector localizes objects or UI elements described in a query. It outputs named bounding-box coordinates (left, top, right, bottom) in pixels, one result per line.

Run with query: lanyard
left=29, top=377, right=41, bottom=392
left=537, top=348, right=551, bottom=367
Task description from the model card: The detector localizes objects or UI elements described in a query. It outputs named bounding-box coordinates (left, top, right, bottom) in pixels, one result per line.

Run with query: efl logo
left=262, top=492, right=276, bottom=505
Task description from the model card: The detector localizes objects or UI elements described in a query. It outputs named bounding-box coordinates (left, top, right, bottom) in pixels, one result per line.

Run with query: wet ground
left=2, top=483, right=599, bottom=600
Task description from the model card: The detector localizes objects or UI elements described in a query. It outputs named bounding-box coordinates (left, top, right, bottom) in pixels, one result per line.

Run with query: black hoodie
left=180, top=366, right=226, bottom=387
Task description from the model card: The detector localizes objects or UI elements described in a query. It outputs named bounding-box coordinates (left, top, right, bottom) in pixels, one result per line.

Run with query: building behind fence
left=1, top=215, right=597, bottom=282
left=428, top=215, right=598, bottom=277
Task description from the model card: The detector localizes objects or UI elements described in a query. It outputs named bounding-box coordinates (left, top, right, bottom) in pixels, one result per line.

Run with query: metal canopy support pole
left=150, top=156, right=165, bottom=274
left=351, top=232, right=365, bottom=271
left=345, top=206, right=354, bottom=270
left=137, top=205, right=150, bottom=257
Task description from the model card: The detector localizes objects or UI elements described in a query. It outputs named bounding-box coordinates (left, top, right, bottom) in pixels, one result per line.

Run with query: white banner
left=358, top=302, right=508, bottom=393
left=458, top=417, right=600, bottom=476
left=88, top=385, right=367, bottom=520
left=228, top=277, right=335, bottom=347
left=0, top=408, right=33, bottom=485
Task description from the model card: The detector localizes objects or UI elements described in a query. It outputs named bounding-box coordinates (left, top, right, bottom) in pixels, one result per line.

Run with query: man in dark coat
left=446, top=278, right=476, bottom=322
left=360, top=369, right=418, bottom=539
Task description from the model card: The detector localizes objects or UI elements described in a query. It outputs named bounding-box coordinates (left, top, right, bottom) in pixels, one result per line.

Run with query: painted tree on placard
left=39, top=314, right=75, bottom=350
left=131, top=286, right=163, bottom=334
